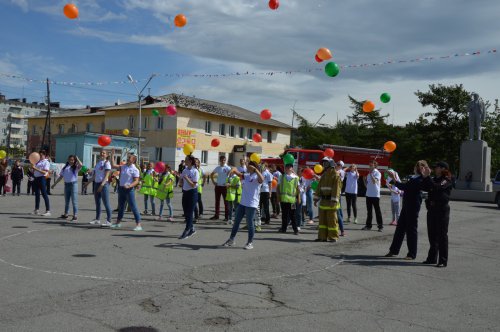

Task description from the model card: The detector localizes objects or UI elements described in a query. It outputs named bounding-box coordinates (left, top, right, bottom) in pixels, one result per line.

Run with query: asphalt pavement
left=0, top=184, right=499, bottom=331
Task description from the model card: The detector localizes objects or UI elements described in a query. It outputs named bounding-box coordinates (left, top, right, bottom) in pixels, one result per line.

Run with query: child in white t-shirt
left=387, top=182, right=402, bottom=226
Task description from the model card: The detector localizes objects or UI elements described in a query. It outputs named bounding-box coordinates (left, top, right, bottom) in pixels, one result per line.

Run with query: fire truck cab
left=261, top=145, right=392, bottom=196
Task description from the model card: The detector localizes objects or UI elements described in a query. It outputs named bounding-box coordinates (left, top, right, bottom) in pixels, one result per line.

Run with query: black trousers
left=389, top=206, right=419, bottom=258
left=194, top=192, right=204, bottom=218
left=280, top=202, right=298, bottom=233
left=12, top=180, right=21, bottom=195
left=365, top=197, right=383, bottom=229
left=271, top=192, right=280, bottom=215
left=426, top=205, right=450, bottom=264
left=0, top=176, right=5, bottom=195
left=27, top=181, right=34, bottom=194
left=345, top=193, right=357, bottom=218
left=260, top=192, right=271, bottom=222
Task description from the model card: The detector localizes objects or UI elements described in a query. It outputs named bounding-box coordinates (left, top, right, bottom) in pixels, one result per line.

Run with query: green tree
left=414, top=84, right=472, bottom=173
left=483, top=99, right=500, bottom=173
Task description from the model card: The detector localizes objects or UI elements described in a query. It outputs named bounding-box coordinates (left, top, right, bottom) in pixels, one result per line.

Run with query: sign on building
left=176, top=129, right=196, bottom=148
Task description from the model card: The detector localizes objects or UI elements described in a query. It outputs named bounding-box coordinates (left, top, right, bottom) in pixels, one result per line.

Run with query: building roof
left=28, top=108, right=105, bottom=119
left=102, top=94, right=292, bottom=129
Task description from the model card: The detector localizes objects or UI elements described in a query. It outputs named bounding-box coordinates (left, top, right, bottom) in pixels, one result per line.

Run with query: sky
left=0, top=0, right=499, bottom=126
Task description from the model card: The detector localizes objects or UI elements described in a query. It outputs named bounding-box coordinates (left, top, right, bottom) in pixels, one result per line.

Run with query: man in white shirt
left=210, top=156, right=232, bottom=221
left=362, top=160, right=384, bottom=231
left=344, top=164, right=359, bottom=224
left=259, top=164, right=273, bottom=224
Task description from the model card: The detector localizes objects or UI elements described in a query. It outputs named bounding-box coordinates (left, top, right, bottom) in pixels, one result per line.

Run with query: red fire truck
left=261, top=144, right=392, bottom=196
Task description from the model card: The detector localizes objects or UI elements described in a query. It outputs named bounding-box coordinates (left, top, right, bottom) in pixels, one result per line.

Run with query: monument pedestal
left=455, top=140, right=492, bottom=191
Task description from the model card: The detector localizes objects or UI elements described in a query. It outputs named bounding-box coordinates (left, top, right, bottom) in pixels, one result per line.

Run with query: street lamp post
left=127, top=74, right=156, bottom=165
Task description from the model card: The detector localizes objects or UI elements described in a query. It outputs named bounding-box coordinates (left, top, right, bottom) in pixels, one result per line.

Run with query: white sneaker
left=354, top=218, right=358, bottom=224
left=133, top=226, right=143, bottom=231
left=244, top=243, right=254, bottom=250
left=31, top=210, right=39, bottom=215
left=89, top=219, right=101, bottom=225
left=101, top=221, right=112, bottom=227
left=41, top=211, right=51, bottom=217
left=297, top=227, right=301, bottom=231
left=222, top=239, right=235, bottom=247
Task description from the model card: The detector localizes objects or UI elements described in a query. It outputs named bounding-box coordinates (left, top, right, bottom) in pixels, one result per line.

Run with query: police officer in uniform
left=421, top=161, right=453, bottom=268
left=314, top=157, right=341, bottom=242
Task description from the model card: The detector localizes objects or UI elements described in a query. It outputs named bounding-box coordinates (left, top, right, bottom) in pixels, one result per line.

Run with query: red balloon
left=303, top=168, right=315, bottom=180
left=166, top=105, right=177, bottom=116
left=97, top=135, right=111, bottom=147
left=269, top=0, right=279, bottom=10
left=260, top=109, right=272, bottom=120
left=253, top=133, right=262, bottom=143
left=211, top=138, right=220, bottom=147
left=324, top=148, right=335, bottom=158
left=315, top=54, right=323, bottom=63
left=154, top=162, right=166, bottom=174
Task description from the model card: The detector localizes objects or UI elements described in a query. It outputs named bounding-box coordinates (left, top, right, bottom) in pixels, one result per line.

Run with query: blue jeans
left=64, top=182, right=78, bottom=215
left=94, top=182, right=112, bottom=222
left=144, top=194, right=156, bottom=214
left=182, top=189, right=198, bottom=232
left=306, top=189, right=314, bottom=220
left=118, top=186, right=141, bottom=224
left=34, top=176, right=50, bottom=211
left=337, top=197, right=344, bottom=233
left=230, top=204, right=256, bottom=244
left=159, top=197, right=173, bottom=218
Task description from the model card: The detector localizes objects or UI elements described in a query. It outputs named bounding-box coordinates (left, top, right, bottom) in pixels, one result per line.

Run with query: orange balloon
left=63, top=3, right=79, bottom=20
left=363, top=101, right=375, bottom=113
left=174, top=14, right=187, bottom=28
left=317, top=48, right=332, bottom=61
left=271, top=179, right=278, bottom=189
left=384, top=141, right=397, bottom=153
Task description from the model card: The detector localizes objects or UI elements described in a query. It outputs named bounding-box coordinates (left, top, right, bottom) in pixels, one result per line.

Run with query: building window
left=247, top=128, right=254, bottom=140
left=32, top=125, right=36, bottom=135
left=58, top=124, right=64, bottom=134
left=101, top=122, right=105, bottom=132
left=219, top=123, right=226, bottom=136
left=157, top=116, right=164, bottom=130
left=86, top=123, right=93, bottom=132
left=128, top=116, right=135, bottom=130
left=205, top=121, right=212, bottom=134
left=143, top=117, right=149, bottom=130
left=267, top=131, right=272, bottom=143
left=155, top=147, right=162, bottom=161
left=229, top=125, right=235, bottom=138
left=239, top=126, right=245, bottom=139
left=70, top=124, right=77, bottom=133
left=257, top=129, right=262, bottom=135
left=201, top=151, right=208, bottom=164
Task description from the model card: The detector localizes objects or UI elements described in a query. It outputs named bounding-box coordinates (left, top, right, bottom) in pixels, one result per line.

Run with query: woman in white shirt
left=344, top=164, right=359, bottom=224
left=110, top=152, right=143, bottom=231
left=179, top=155, right=199, bottom=240
left=51, top=155, right=82, bottom=221
left=31, top=150, right=51, bottom=216
left=222, top=161, right=264, bottom=250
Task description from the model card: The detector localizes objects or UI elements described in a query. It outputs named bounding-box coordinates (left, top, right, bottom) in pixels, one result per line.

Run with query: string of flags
left=0, top=48, right=496, bottom=87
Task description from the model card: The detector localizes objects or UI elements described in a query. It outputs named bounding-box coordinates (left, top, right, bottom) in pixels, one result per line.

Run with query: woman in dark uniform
left=421, top=161, right=453, bottom=267
left=385, top=160, right=429, bottom=260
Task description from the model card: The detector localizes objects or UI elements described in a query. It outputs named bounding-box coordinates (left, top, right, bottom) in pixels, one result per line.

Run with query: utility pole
left=313, top=113, right=326, bottom=127
left=290, top=100, right=297, bottom=128
left=290, top=101, right=297, bottom=147
left=41, top=78, right=51, bottom=155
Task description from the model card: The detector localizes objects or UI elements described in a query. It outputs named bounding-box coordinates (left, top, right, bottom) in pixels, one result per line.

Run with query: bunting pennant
left=0, top=48, right=496, bottom=86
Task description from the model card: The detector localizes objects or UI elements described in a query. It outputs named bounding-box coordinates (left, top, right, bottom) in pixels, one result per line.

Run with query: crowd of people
left=0, top=149, right=453, bottom=265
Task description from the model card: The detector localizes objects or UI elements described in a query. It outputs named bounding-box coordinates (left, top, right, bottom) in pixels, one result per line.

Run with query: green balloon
left=283, top=153, right=295, bottom=165
left=324, top=62, right=340, bottom=77
left=152, top=109, right=159, bottom=116
left=81, top=166, right=88, bottom=173
left=311, top=181, right=319, bottom=190
left=380, top=93, right=391, bottom=103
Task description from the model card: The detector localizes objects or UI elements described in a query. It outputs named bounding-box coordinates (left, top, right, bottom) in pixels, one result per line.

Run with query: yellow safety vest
left=140, top=172, right=156, bottom=196
left=155, top=173, right=175, bottom=200
left=197, top=169, right=204, bottom=194
left=279, top=175, right=298, bottom=203
left=225, top=175, right=241, bottom=202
